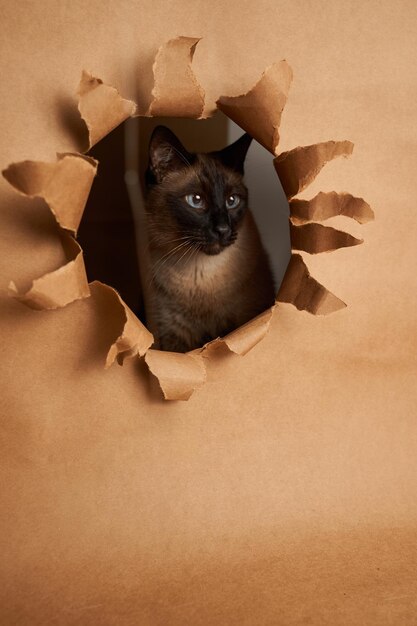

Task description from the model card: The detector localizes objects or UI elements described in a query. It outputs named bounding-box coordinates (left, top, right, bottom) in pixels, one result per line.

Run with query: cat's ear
left=147, top=126, right=192, bottom=184
left=213, top=133, right=252, bottom=174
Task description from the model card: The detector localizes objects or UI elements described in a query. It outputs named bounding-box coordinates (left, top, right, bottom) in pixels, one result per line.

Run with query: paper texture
left=2, top=51, right=372, bottom=400
left=89, top=282, right=155, bottom=368
left=78, top=70, right=137, bottom=149
left=217, top=60, right=292, bottom=154
left=2, top=153, right=97, bottom=233
left=8, top=233, right=90, bottom=310
left=146, top=36, right=205, bottom=118
left=290, top=191, right=375, bottom=225
left=277, top=253, right=346, bottom=314
left=274, top=141, right=354, bottom=199
left=1, top=2, right=416, bottom=623
left=145, top=349, right=206, bottom=400
left=290, top=222, right=363, bottom=254
left=202, top=306, right=275, bottom=356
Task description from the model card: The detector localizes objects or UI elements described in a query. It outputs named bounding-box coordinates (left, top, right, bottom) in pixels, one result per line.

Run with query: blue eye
left=226, top=194, right=240, bottom=209
left=185, top=193, right=204, bottom=209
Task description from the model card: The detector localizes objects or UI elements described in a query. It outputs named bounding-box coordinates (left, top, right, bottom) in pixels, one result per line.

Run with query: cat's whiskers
left=147, top=234, right=196, bottom=249
left=144, top=232, right=200, bottom=258
left=171, top=241, right=197, bottom=269
left=150, top=239, right=191, bottom=270
left=171, top=242, right=203, bottom=279
left=148, top=238, right=197, bottom=287
left=148, top=241, right=190, bottom=282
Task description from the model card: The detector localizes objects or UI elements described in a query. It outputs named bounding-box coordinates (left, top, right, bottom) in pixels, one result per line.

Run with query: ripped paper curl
left=146, top=36, right=205, bottom=118
left=78, top=71, right=137, bottom=149
left=202, top=306, right=275, bottom=357
left=274, top=141, right=354, bottom=199
left=277, top=254, right=346, bottom=315
left=290, top=191, right=374, bottom=225
left=290, top=223, right=363, bottom=254
left=2, top=153, right=97, bottom=233
left=217, top=60, right=292, bottom=155
left=145, top=349, right=206, bottom=401
left=87, top=282, right=155, bottom=368
left=4, top=44, right=374, bottom=400
left=9, top=233, right=90, bottom=311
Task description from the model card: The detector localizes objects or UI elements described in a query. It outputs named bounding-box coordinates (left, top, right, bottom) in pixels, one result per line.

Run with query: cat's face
left=145, top=126, right=252, bottom=256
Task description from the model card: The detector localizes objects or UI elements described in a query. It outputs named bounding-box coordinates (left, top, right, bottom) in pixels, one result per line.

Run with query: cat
left=144, top=125, right=275, bottom=353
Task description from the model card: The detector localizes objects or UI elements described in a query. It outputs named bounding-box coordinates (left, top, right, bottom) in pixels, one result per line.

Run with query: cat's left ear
left=147, top=126, right=192, bottom=185
left=213, top=133, right=253, bottom=174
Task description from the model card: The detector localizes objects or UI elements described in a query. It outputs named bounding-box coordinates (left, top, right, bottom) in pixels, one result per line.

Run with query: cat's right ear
left=147, top=126, right=192, bottom=185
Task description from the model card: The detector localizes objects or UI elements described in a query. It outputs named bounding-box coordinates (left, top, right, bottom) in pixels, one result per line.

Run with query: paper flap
left=8, top=233, right=90, bottom=310
left=203, top=306, right=275, bottom=356
left=290, top=191, right=374, bottom=224
left=77, top=70, right=137, bottom=149
left=146, top=36, right=205, bottom=118
left=145, top=349, right=206, bottom=401
left=217, top=60, right=292, bottom=154
left=2, top=153, right=97, bottom=233
left=274, top=141, right=354, bottom=199
left=290, top=222, right=363, bottom=254
left=86, top=282, right=154, bottom=368
left=277, top=253, right=346, bottom=315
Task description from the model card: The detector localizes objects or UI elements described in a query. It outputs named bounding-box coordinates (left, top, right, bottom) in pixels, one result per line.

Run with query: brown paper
left=290, top=191, right=375, bottom=225
left=202, top=306, right=275, bottom=356
left=2, top=153, right=97, bottom=233
left=2, top=3, right=416, bottom=623
left=8, top=233, right=90, bottom=310
left=145, top=349, right=206, bottom=401
left=2, top=52, right=367, bottom=400
left=90, top=282, right=154, bottom=368
left=78, top=70, right=137, bottom=149
left=274, top=141, right=354, bottom=199
left=277, top=253, right=346, bottom=314
left=290, top=222, right=363, bottom=254
left=146, top=36, right=205, bottom=118
left=217, top=60, right=292, bottom=154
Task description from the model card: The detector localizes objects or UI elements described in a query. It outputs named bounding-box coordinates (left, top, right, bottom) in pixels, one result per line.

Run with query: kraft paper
left=3, top=46, right=371, bottom=403
left=2, top=153, right=97, bottom=233
left=1, top=2, right=415, bottom=623
left=8, top=233, right=90, bottom=310
left=217, top=60, right=293, bottom=154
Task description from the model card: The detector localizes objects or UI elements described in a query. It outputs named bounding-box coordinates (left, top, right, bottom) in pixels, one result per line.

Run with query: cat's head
left=145, top=125, right=252, bottom=256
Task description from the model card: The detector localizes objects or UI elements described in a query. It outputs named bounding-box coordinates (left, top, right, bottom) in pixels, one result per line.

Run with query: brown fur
left=145, top=131, right=275, bottom=352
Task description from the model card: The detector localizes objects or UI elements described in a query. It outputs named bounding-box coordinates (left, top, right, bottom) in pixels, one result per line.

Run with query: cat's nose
left=215, top=223, right=231, bottom=239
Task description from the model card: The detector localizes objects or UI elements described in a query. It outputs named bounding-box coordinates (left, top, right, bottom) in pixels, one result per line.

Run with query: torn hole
left=3, top=41, right=374, bottom=400
left=78, top=113, right=291, bottom=354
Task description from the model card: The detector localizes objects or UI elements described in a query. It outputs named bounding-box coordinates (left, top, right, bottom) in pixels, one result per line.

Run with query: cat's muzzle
left=202, top=233, right=237, bottom=255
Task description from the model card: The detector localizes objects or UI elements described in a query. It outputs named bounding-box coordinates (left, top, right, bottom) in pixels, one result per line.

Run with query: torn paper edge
left=145, top=349, right=207, bottom=401
left=217, top=60, right=293, bottom=155
left=3, top=46, right=375, bottom=400
left=8, top=233, right=90, bottom=310
left=274, top=141, right=354, bottom=199
left=78, top=70, right=137, bottom=149
left=290, top=222, right=363, bottom=254
left=2, top=153, right=98, bottom=234
left=87, top=281, right=155, bottom=368
left=146, top=36, right=205, bottom=119
left=199, top=306, right=275, bottom=357
left=289, top=191, right=375, bottom=225
left=276, top=253, right=346, bottom=315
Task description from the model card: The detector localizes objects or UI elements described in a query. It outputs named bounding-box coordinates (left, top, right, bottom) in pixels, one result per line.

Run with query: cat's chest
left=155, top=246, right=240, bottom=304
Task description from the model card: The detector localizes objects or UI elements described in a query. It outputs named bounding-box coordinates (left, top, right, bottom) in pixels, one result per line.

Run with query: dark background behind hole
left=77, top=115, right=290, bottom=327
left=77, top=115, right=230, bottom=322
left=77, top=123, right=144, bottom=318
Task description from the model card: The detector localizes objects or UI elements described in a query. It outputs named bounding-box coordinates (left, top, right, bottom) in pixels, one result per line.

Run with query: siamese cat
left=145, top=125, right=275, bottom=352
